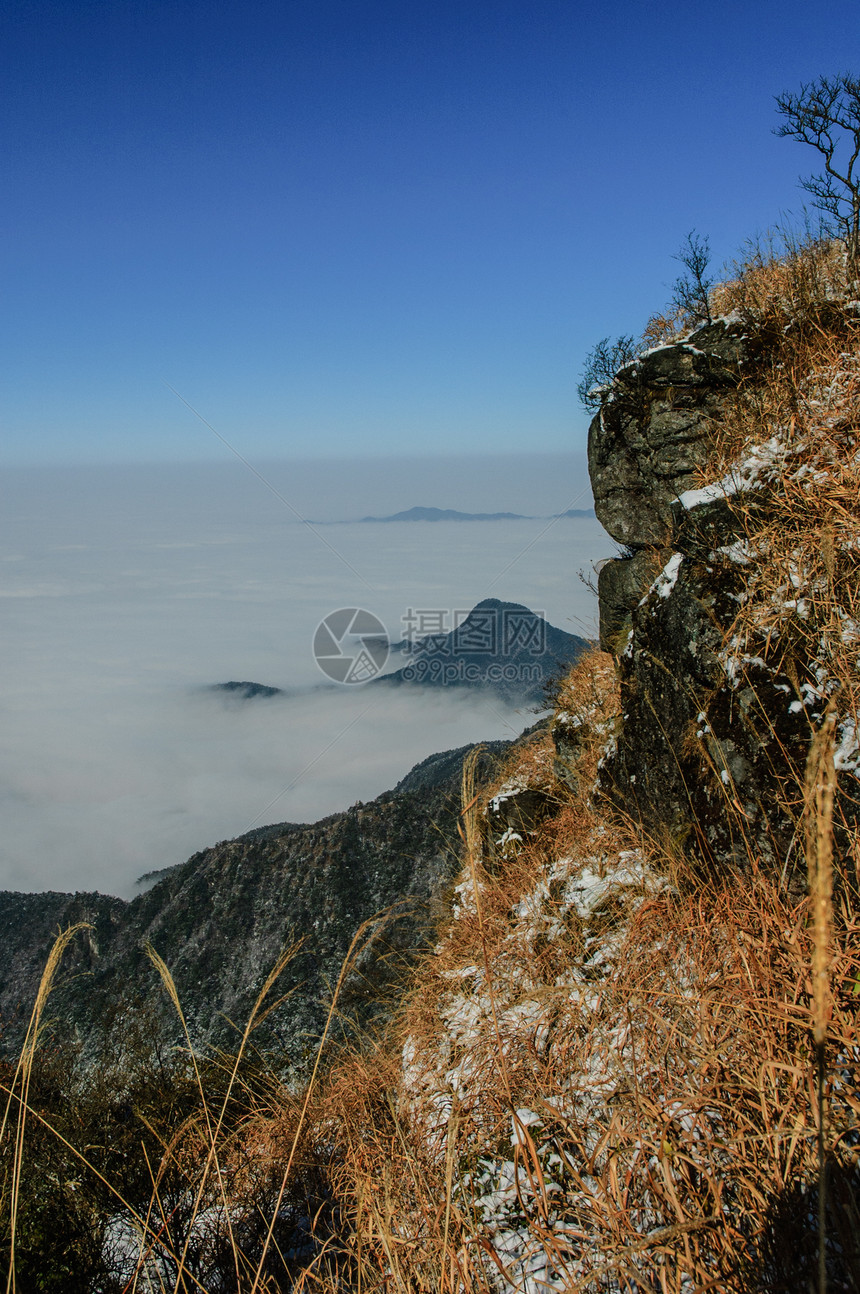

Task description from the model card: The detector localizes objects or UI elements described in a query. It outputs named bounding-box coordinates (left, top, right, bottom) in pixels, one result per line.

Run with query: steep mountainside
left=0, top=742, right=509, bottom=1061
left=305, top=249, right=860, bottom=1292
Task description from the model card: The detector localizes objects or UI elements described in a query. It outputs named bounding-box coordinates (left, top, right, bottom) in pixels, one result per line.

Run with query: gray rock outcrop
left=588, top=321, right=746, bottom=552
left=588, top=315, right=858, bottom=883
left=588, top=319, right=746, bottom=654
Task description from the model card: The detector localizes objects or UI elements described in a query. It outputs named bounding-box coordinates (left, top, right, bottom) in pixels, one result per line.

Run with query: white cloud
left=0, top=463, right=608, bottom=896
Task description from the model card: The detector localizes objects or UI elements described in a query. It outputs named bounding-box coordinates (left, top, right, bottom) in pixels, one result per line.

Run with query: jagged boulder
left=596, top=549, right=664, bottom=655
left=482, top=782, right=554, bottom=859
left=588, top=320, right=747, bottom=654
left=588, top=321, right=746, bottom=550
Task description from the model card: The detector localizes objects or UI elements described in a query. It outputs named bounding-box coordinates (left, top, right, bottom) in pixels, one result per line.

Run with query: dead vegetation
left=2, top=238, right=860, bottom=1292
left=296, top=239, right=860, bottom=1293
left=301, top=681, right=860, bottom=1291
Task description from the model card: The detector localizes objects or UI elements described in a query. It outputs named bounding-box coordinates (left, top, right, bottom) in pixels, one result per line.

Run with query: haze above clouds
left=1, top=457, right=607, bottom=898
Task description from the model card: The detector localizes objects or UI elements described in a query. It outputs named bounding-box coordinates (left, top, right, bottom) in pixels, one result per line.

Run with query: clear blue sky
left=3, top=0, right=860, bottom=465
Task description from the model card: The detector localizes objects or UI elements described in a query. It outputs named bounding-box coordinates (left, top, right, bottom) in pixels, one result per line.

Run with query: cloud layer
left=1, top=462, right=608, bottom=896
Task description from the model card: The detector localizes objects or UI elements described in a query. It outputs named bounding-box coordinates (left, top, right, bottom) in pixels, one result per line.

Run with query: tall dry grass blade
left=458, top=748, right=512, bottom=1107
left=1, top=922, right=89, bottom=1294
left=249, top=912, right=397, bottom=1294
left=145, top=942, right=234, bottom=1293
left=458, top=745, right=483, bottom=867
left=804, top=701, right=838, bottom=1294
left=805, top=703, right=838, bottom=1047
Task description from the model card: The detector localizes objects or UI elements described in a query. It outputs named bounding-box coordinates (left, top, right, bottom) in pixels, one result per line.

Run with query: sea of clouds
left=0, top=456, right=610, bottom=897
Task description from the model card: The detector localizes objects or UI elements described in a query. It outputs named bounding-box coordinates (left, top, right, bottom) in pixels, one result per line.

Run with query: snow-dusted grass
left=694, top=278, right=860, bottom=842
left=305, top=652, right=860, bottom=1290
left=296, top=244, right=860, bottom=1293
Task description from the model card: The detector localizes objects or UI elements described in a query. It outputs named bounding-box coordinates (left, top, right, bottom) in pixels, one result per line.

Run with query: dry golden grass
left=478, top=649, right=619, bottom=815
left=304, top=735, right=860, bottom=1292
left=295, top=243, right=860, bottom=1292
left=711, top=232, right=848, bottom=329
left=479, top=727, right=557, bottom=803
left=4, top=239, right=860, bottom=1293
left=688, top=243, right=860, bottom=899
left=639, top=305, right=689, bottom=349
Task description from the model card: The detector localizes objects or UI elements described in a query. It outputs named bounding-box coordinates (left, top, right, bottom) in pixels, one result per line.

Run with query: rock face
left=589, top=316, right=858, bottom=883
left=588, top=320, right=746, bottom=654
left=603, top=536, right=813, bottom=873
left=587, top=318, right=781, bottom=871
left=588, top=322, right=746, bottom=551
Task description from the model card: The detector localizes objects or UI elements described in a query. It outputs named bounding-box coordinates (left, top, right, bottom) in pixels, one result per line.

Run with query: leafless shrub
left=670, top=229, right=714, bottom=326
left=577, top=334, right=640, bottom=411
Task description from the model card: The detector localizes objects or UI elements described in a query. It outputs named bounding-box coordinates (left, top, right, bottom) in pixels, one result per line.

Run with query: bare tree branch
left=670, top=230, right=714, bottom=326
left=775, top=74, right=860, bottom=285
left=577, top=336, right=639, bottom=411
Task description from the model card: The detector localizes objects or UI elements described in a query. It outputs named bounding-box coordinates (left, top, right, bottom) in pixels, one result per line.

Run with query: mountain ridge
left=310, top=504, right=595, bottom=523
left=0, top=739, right=515, bottom=1062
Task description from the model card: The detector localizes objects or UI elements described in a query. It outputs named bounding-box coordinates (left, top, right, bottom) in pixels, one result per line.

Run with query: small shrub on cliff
left=669, top=228, right=715, bottom=325
left=578, top=231, right=715, bottom=411
left=576, top=333, right=640, bottom=410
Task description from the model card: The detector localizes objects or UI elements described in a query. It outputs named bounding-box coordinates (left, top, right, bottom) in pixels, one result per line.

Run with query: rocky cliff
left=589, top=307, right=859, bottom=881
left=318, top=259, right=860, bottom=1294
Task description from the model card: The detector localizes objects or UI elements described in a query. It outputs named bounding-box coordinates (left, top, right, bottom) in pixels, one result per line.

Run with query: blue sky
left=4, top=0, right=860, bottom=466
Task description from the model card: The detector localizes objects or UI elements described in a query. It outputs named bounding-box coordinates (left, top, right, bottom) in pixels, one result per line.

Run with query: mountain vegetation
left=0, top=743, right=520, bottom=1068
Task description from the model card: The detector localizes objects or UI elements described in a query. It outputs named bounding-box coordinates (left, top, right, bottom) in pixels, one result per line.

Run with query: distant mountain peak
left=360, top=505, right=530, bottom=522
left=375, top=598, right=588, bottom=703
left=211, top=680, right=284, bottom=699
left=470, top=596, right=530, bottom=613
